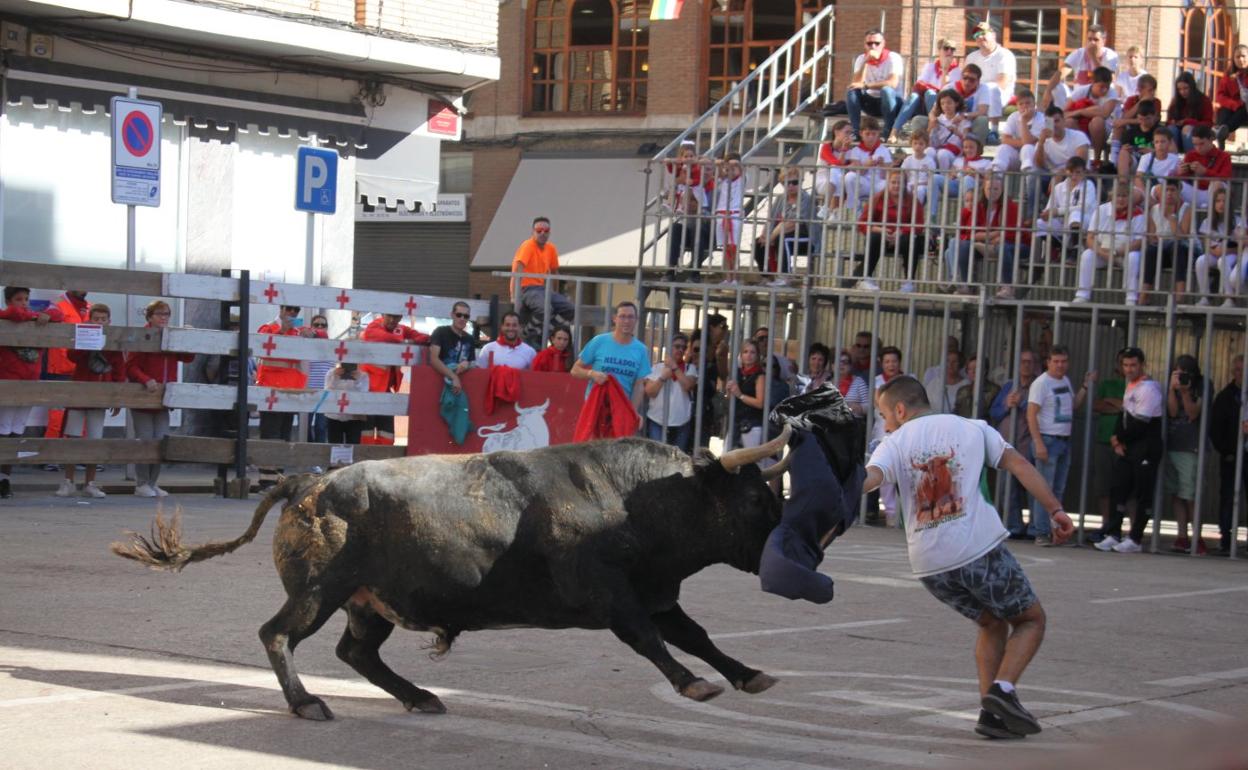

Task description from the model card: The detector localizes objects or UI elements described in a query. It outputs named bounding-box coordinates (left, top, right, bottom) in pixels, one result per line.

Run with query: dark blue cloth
left=759, top=428, right=865, bottom=604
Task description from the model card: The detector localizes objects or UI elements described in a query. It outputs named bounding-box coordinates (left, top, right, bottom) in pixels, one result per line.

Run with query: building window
left=961, top=1, right=1113, bottom=101
left=706, top=0, right=827, bottom=108
left=529, top=0, right=650, bottom=114
left=1180, top=0, right=1232, bottom=95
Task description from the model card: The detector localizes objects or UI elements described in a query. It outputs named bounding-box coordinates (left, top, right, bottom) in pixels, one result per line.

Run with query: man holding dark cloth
left=1095, top=347, right=1165, bottom=553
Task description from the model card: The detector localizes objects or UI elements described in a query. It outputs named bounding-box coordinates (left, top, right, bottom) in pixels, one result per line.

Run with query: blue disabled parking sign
left=295, top=146, right=338, bottom=214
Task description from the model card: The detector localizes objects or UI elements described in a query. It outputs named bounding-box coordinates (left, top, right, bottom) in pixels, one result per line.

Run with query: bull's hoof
left=738, top=672, right=779, bottom=694
left=406, top=693, right=447, bottom=715
left=292, top=696, right=334, bottom=721
left=679, top=679, right=725, bottom=702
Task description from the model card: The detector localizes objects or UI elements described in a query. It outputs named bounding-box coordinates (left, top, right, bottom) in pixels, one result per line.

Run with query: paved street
left=2, top=492, right=1246, bottom=769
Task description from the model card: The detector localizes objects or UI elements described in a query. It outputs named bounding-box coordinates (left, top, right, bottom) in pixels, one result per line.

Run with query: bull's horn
left=720, top=425, right=791, bottom=473
left=760, top=447, right=794, bottom=481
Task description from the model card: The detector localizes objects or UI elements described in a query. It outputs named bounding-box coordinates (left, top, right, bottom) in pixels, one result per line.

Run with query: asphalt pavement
left=2, top=492, right=1246, bottom=769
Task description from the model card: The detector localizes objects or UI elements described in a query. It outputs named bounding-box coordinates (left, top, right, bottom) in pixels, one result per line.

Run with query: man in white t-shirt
left=478, top=312, right=537, bottom=369
left=1045, top=23, right=1118, bottom=108
left=847, top=29, right=905, bottom=141
left=642, top=332, right=698, bottom=453
left=1026, top=345, right=1094, bottom=544
left=864, top=376, right=1071, bottom=740
left=965, top=22, right=1017, bottom=112
left=1020, top=105, right=1091, bottom=217
left=1095, top=346, right=1165, bottom=553
left=994, top=90, right=1044, bottom=172
left=1073, top=181, right=1146, bottom=305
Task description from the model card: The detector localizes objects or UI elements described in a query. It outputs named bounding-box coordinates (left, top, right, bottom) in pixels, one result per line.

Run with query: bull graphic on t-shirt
left=911, top=452, right=964, bottom=528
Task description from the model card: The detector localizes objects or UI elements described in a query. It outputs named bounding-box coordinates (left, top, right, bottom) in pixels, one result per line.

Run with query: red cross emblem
left=335, top=290, right=351, bottom=309
left=334, top=341, right=349, bottom=361
left=263, top=283, right=279, bottom=302
left=404, top=296, right=418, bottom=313
left=337, top=393, right=351, bottom=413
left=262, top=335, right=278, bottom=356
left=401, top=345, right=415, bottom=365
left=265, top=389, right=279, bottom=410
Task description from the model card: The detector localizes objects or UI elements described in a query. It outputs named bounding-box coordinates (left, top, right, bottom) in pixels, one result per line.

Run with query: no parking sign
left=110, top=95, right=162, bottom=207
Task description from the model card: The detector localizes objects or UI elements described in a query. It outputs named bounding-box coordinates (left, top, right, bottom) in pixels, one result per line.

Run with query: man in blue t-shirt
left=572, top=301, right=651, bottom=409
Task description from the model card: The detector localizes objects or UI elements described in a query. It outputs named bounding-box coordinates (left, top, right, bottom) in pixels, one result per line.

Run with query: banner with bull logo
left=405, top=367, right=587, bottom=455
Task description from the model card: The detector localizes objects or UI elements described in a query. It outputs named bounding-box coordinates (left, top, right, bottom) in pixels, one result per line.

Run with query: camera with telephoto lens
left=1178, top=372, right=1192, bottom=388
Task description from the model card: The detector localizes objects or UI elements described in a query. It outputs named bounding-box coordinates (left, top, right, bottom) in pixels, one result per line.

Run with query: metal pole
left=725, top=288, right=743, bottom=451
left=693, top=287, right=710, bottom=450
left=1188, top=310, right=1215, bottom=552
left=1076, top=306, right=1100, bottom=544
left=1230, top=327, right=1248, bottom=560
left=235, top=269, right=251, bottom=496
left=1152, top=295, right=1178, bottom=552
left=762, top=289, right=778, bottom=444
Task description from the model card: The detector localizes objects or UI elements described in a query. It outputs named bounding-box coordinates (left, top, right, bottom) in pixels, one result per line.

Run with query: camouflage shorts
left=919, top=543, right=1038, bottom=621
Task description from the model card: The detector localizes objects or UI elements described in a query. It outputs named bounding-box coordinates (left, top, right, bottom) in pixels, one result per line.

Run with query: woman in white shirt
left=1191, top=185, right=1246, bottom=305
left=895, top=38, right=961, bottom=139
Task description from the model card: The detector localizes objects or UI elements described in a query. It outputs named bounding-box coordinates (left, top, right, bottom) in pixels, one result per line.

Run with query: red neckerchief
left=866, top=47, right=892, bottom=65
left=740, top=364, right=762, bottom=377
left=1076, top=48, right=1104, bottom=84
left=1114, top=206, right=1142, bottom=222
left=963, top=153, right=982, bottom=164
left=671, top=357, right=687, bottom=373
left=857, top=140, right=881, bottom=153
left=934, top=58, right=956, bottom=80
left=837, top=374, right=854, bottom=396
left=955, top=80, right=973, bottom=99
left=496, top=335, right=522, bottom=349
left=881, top=371, right=899, bottom=383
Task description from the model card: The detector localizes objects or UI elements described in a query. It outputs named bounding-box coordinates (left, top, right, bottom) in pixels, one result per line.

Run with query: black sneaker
left=0, top=478, right=11, bottom=498
left=974, top=709, right=1025, bottom=740
left=982, top=683, right=1041, bottom=736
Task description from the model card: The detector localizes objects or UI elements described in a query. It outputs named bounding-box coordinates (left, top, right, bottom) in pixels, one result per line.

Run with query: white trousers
left=1076, top=248, right=1141, bottom=303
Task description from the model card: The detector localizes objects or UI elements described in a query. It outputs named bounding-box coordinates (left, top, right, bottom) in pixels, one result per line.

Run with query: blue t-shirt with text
left=578, top=332, right=651, bottom=398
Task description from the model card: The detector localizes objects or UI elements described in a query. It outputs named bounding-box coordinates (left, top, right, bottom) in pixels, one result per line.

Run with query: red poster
left=426, top=101, right=460, bottom=137
left=406, top=366, right=587, bottom=455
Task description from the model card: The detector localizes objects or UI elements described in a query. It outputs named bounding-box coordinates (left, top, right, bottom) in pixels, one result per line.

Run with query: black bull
left=112, top=427, right=794, bottom=720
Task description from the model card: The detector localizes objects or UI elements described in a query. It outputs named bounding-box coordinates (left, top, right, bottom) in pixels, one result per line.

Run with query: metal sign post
left=294, top=145, right=338, bottom=446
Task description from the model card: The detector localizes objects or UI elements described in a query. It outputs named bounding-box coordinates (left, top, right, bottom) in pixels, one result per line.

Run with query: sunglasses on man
left=454, top=312, right=471, bottom=320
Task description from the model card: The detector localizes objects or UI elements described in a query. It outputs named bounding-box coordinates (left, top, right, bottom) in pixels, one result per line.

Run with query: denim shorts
left=920, top=543, right=1039, bottom=621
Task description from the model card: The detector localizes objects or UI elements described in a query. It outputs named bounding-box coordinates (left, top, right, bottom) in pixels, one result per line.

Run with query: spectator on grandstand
left=1074, top=178, right=1146, bottom=305
left=42, top=289, right=90, bottom=444
left=1211, top=355, right=1246, bottom=554
left=1115, top=45, right=1146, bottom=97
left=255, top=305, right=325, bottom=444
left=1115, top=101, right=1163, bottom=177
left=1168, top=72, right=1215, bottom=153
left=834, top=349, right=870, bottom=417
left=1020, top=105, right=1091, bottom=216
left=532, top=326, right=574, bottom=373
left=1035, top=157, right=1099, bottom=265
left=643, top=332, right=697, bottom=453
left=126, top=300, right=195, bottom=498
left=855, top=170, right=926, bottom=293
left=900, top=131, right=937, bottom=205
left=926, top=349, right=970, bottom=415
left=685, top=333, right=718, bottom=447
left=57, top=302, right=124, bottom=499
left=713, top=153, right=746, bottom=284
left=305, top=314, right=333, bottom=444
left=753, top=167, right=819, bottom=286
left=751, top=327, right=797, bottom=386
left=1111, top=74, right=1161, bottom=167
left=1090, top=352, right=1127, bottom=544
left=1140, top=182, right=1197, bottom=303
left=724, top=338, right=767, bottom=447
left=0, top=287, right=61, bottom=499
left=323, top=362, right=370, bottom=445
left=846, top=29, right=905, bottom=141
left=815, top=119, right=855, bottom=208
left=1063, top=66, right=1121, bottom=164
left=359, top=311, right=429, bottom=445
left=839, top=117, right=893, bottom=208
left=512, top=216, right=574, bottom=348
left=666, top=145, right=713, bottom=279
left=801, top=342, right=832, bottom=394
left=907, top=66, right=992, bottom=148
left=1165, top=354, right=1205, bottom=554
left=965, top=21, right=1015, bottom=113
left=1045, top=24, right=1117, bottom=105
left=994, top=90, right=1044, bottom=173
left=1027, top=344, right=1094, bottom=546
left=479, top=312, right=537, bottom=370
left=989, top=348, right=1038, bottom=538
left=869, top=345, right=904, bottom=526
left=955, top=354, right=999, bottom=420
left=922, top=337, right=963, bottom=386
left=1214, top=45, right=1248, bottom=146
left=1191, top=184, right=1245, bottom=306
left=945, top=174, right=1029, bottom=299
left=1095, top=346, right=1164, bottom=553
left=931, top=135, right=994, bottom=206
left=894, top=38, right=961, bottom=140
left=572, top=301, right=650, bottom=418
left=429, top=301, right=477, bottom=393
left=924, top=89, right=971, bottom=171
left=1178, top=126, right=1233, bottom=210
left=850, top=330, right=876, bottom=381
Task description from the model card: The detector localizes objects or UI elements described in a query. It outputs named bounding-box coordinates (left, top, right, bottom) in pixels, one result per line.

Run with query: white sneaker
left=857, top=279, right=880, bottom=291
left=82, top=482, right=107, bottom=499
left=1222, top=298, right=1237, bottom=308
left=1112, top=537, right=1142, bottom=553
left=766, top=278, right=790, bottom=287
left=899, top=281, right=916, bottom=293
left=1072, top=294, right=1090, bottom=304
left=55, top=480, right=75, bottom=498
left=1094, top=535, right=1119, bottom=552
left=995, top=286, right=1015, bottom=299
left=152, top=486, right=169, bottom=497
left=134, top=484, right=157, bottom=498
left=310, top=466, right=325, bottom=475
left=1125, top=294, right=1139, bottom=307
left=1196, top=297, right=1211, bottom=307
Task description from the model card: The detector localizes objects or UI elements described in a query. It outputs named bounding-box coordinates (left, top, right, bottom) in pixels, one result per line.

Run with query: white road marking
left=709, top=618, right=908, bottom=639
left=1090, top=585, right=1248, bottom=604
left=0, top=673, right=272, bottom=708
left=1145, top=700, right=1236, bottom=722
left=1146, top=667, right=1248, bottom=688
left=836, top=575, right=923, bottom=589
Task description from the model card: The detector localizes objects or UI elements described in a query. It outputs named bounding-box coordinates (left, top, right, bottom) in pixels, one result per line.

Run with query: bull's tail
left=110, top=476, right=302, bottom=572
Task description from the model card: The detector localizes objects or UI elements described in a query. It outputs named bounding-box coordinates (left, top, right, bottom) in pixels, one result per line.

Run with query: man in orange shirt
left=512, top=216, right=574, bottom=348
left=359, top=313, right=429, bottom=444
left=256, top=305, right=326, bottom=441
left=43, top=290, right=91, bottom=442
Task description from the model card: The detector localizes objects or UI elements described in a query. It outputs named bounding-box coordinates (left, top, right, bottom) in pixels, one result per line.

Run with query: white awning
left=356, top=131, right=442, bottom=210
left=471, top=157, right=649, bottom=269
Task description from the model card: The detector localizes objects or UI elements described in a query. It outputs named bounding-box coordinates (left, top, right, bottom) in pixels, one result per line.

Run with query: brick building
left=461, top=0, right=1245, bottom=302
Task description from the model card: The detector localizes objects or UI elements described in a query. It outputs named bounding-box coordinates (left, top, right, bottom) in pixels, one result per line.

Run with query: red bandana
left=858, top=140, right=881, bottom=153
left=837, top=375, right=855, bottom=397
left=740, top=364, right=762, bottom=377
left=496, top=335, right=522, bottom=349
left=866, top=47, right=892, bottom=65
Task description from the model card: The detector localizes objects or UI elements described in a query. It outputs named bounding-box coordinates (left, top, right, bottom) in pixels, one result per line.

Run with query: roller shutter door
left=353, top=222, right=470, bottom=298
